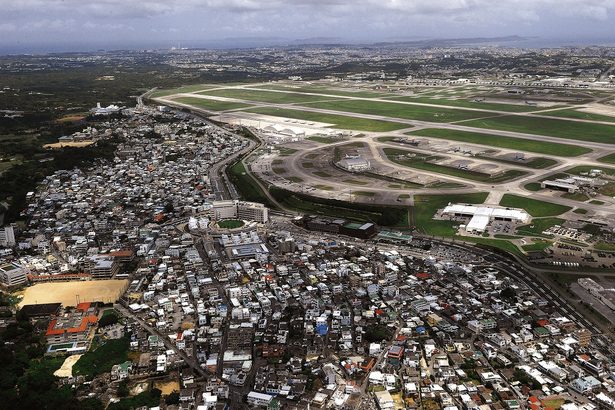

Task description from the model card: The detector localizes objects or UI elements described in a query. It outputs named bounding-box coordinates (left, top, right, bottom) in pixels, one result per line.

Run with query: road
left=115, top=303, right=211, bottom=378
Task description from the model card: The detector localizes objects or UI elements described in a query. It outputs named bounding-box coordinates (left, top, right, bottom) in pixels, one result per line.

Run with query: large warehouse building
left=337, top=156, right=371, bottom=172
left=441, top=204, right=530, bottom=233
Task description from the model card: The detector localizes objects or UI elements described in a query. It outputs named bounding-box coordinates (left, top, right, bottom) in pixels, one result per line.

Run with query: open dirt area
left=154, top=380, right=180, bottom=395
left=43, top=141, right=95, bottom=149
left=578, top=103, right=615, bottom=117
left=54, top=354, right=82, bottom=378
left=55, top=115, right=87, bottom=123
left=17, top=279, right=129, bottom=307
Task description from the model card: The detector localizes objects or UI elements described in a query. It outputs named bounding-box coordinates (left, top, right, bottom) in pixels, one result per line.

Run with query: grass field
left=516, top=217, right=566, bottom=236
left=405, top=128, right=590, bottom=157
left=499, top=194, right=571, bottom=217
left=522, top=239, right=553, bottom=252
left=387, top=96, right=541, bottom=112
left=595, top=242, right=615, bottom=251
left=198, top=88, right=344, bottom=104
left=245, top=107, right=407, bottom=131
left=543, top=108, right=615, bottom=123
left=307, top=136, right=343, bottom=144
left=270, top=187, right=408, bottom=227
left=226, top=161, right=276, bottom=208
left=18, top=280, right=128, bottom=307
left=465, top=237, right=523, bottom=256
left=172, top=96, right=251, bottom=111
left=73, top=337, right=129, bottom=379
left=462, top=115, right=615, bottom=144
left=150, top=84, right=221, bottom=98
left=218, top=219, right=245, bottom=229
left=565, top=165, right=615, bottom=177
left=254, top=84, right=391, bottom=98
left=561, top=192, right=589, bottom=201
left=412, top=192, right=488, bottom=236
left=383, top=147, right=527, bottom=183
left=598, top=153, right=615, bottom=164
left=482, top=156, right=558, bottom=169
left=524, top=183, right=543, bottom=191
left=354, top=191, right=376, bottom=197
left=303, top=99, right=491, bottom=123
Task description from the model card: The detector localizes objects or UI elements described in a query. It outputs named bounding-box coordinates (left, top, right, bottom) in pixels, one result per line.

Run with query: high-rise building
left=0, top=226, right=16, bottom=247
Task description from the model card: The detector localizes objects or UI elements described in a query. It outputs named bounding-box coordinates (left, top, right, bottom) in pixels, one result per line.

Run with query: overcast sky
left=3, top=0, right=615, bottom=53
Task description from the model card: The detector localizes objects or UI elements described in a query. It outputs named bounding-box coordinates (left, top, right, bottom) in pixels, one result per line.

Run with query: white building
left=0, top=226, right=15, bottom=247
left=246, top=391, right=273, bottom=407
left=92, top=103, right=122, bottom=116
left=337, top=156, right=371, bottom=172
left=0, top=262, right=28, bottom=287
left=86, top=255, right=119, bottom=278
left=441, top=204, right=530, bottom=233
left=210, top=200, right=269, bottom=223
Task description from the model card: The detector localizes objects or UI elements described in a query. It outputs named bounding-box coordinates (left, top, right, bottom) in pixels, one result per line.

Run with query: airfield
left=153, top=80, right=615, bottom=257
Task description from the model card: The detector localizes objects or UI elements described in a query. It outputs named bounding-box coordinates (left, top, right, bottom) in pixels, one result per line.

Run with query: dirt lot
left=154, top=380, right=180, bottom=395
left=54, top=354, right=83, bottom=378
left=17, top=279, right=129, bottom=307
left=43, top=141, right=95, bottom=149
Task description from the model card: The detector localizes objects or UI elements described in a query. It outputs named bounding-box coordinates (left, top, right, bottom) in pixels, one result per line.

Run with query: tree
left=500, top=287, right=516, bottom=300
left=165, top=391, right=180, bottom=405
left=98, top=312, right=119, bottom=328
left=118, top=380, right=129, bottom=397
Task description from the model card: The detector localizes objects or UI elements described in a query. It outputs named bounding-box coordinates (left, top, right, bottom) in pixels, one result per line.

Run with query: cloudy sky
left=2, top=0, right=615, bottom=52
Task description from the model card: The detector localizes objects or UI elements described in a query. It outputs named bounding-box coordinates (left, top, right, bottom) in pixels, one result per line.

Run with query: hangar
left=442, top=204, right=531, bottom=233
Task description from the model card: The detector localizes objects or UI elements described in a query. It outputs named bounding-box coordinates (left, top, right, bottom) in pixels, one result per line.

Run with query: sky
left=2, top=0, right=615, bottom=53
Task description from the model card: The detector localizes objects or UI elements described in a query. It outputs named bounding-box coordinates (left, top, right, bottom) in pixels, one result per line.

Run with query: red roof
left=109, top=249, right=134, bottom=258
left=415, top=272, right=431, bottom=280
left=537, top=319, right=549, bottom=327
left=46, top=315, right=98, bottom=336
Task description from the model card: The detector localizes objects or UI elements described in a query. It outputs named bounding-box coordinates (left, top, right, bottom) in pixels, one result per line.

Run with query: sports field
left=18, top=279, right=129, bottom=307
